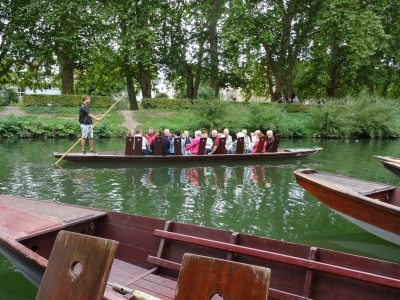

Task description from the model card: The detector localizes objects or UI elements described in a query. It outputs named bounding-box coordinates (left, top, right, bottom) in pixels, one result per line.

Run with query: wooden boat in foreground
left=294, top=169, right=400, bottom=246
left=374, top=156, right=400, bottom=177
left=1, top=195, right=400, bottom=299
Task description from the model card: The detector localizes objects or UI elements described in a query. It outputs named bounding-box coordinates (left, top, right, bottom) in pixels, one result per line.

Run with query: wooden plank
left=302, top=247, right=318, bottom=297
left=236, top=137, right=244, bottom=154
left=133, top=136, right=143, bottom=155
left=125, top=137, right=134, bottom=155
left=174, top=138, right=182, bottom=155
left=175, top=253, right=270, bottom=300
left=153, top=230, right=400, bottom=289
left=36, top=231, right=118, bottom=300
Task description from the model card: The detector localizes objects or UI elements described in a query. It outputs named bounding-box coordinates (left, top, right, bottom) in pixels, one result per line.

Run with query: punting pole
left=54, top=95, right=124, bottom=167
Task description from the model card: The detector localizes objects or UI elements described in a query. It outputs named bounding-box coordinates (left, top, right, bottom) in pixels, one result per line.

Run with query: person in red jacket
left=185, top=130, right=202, bottom=155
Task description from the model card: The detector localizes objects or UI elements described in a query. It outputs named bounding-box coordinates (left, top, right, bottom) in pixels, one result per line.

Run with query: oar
left=54, top=95, right=124, bottom=167
left=373, top=155, right=400, bottom=164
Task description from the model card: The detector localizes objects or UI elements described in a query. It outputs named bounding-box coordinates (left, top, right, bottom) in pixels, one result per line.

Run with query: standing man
left=79, top=95, right=102, bottom=154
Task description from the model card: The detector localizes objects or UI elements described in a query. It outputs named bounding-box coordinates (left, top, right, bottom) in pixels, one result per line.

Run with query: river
left=0, top=138, right=399, bottom=299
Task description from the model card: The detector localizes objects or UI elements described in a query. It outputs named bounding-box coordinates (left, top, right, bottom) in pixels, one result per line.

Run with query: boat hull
left=382, top=160, right=400, bottom=177
left=336, top=211, right=400, bottom=246
left=54, top=148, right=320, bottom=163
left=295, top=169, right=400, bottom=246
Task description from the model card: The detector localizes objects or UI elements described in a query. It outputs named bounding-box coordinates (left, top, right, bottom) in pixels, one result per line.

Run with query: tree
left=223, top=0, right=322, bottom=101
left=24, top=0, right=102, bottom=94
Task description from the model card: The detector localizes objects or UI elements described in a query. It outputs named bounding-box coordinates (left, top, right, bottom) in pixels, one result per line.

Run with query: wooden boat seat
left=255, top=137, right=266, bottom=153
left=37, top=231, right=118, bottom=300
left=266, top=134, right=281, bottom=153
left=216, top=137, right=227, bottom=154
left=154, top=137, right=163, bottom=156
left=175, top=253, right=270, bottom=300
left=133, top=136, right=143, bottom=155
left=125, top=137, right=134, bottom=155
left=197, top=137, right=207, bottom=155
left=173, top=138, right=182, bottom=155
left=236, top=137, right=244, bottom=154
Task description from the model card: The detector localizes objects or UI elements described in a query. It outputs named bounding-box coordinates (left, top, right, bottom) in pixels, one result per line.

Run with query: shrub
left=194, top=101, right=250, bottom=132
left=308, top=100, right=350, bottom=138
left=23, top=94, right=113, bottom=108
left=154, top=93, right=169, bottom=99
left=0, top=88, right=19, bottom=106
left=197, top=85, right=217, bottom=100
left=344, top=96, right=400, bottom=138
left=141, top=98, right=191, bottom=109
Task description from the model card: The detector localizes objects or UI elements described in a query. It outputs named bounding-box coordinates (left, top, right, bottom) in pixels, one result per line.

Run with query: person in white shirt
left=223, top=128, right=233, bottom=154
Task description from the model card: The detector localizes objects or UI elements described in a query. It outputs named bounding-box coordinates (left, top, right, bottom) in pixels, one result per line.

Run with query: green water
left=1, top=138, right=400, bottom=299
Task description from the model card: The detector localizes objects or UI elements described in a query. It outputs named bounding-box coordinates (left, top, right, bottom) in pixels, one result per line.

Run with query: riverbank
left=0, top=96, right=399, bottom=139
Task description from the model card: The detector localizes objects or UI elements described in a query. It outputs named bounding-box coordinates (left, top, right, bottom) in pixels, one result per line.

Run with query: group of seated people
left=127, top=127, right=275, bottom=156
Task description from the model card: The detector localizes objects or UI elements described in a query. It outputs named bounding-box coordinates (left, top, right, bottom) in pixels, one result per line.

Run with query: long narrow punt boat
left=53, top=148, right=320, bottom=163
left=294, top=169, right=400, bottom=246
left=374, top=156, right=400, bottom=177
left=1, top=195, right=400, bottom=299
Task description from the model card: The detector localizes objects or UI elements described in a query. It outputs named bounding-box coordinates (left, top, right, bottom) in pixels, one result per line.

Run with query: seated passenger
left=264, top=130, right=274, bottom=152
left=223, top=128, right=233, bottom=154
left=128, top=129, right=135, bottom=137
left=183, top=130, right=192, bottom=147
left=208, top=133, right=225, bottom=155
left=145, top=127, right=155, bottom=144
left=251, top=132, right=265, bottom=153
left=185, top=130, right=202, bottom=155
left=202, top=130, right=213, bottom=154
left=242, top=129, right=252, bottom=153
left=135, top=129, right=151, bottom=155
left=150, top=129, right=170, bottom=156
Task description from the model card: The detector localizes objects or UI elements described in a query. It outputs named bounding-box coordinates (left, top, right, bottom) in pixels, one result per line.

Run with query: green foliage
left=197, top=85, right=217, bottom=100
left=0, top=88, right=19, bottom=106
left=154, top=93, right=169, bottom=99
left=23, top=95, right=112, bottom=108
left=308, top=95, right=400, bottom=138
left=141, top=98, right=191, bottom=109
left=135, top=109, right=198, bottom=132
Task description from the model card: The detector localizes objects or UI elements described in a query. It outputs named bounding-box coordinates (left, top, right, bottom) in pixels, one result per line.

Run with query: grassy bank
left=0, top=107, right=126, bottom=138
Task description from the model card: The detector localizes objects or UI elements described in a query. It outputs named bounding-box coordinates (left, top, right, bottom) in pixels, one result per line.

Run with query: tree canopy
left=1, top=0, right=400, bottom=109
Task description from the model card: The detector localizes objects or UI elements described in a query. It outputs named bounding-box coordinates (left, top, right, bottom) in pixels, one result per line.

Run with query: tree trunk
left=139, top=64, right=152, bottom=98
left=326, top=33, right=340, bottom=98
left=185, top=65, right=194, bottom=99
left=193, top=38, right=206, bottom=99
left=123, top=55, right=138, bottom=111
left=126, top=76, right=138, bottom=111
left=208, top=0, right=223, bottom=97
left=58, top=54, right=74, bottom=94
